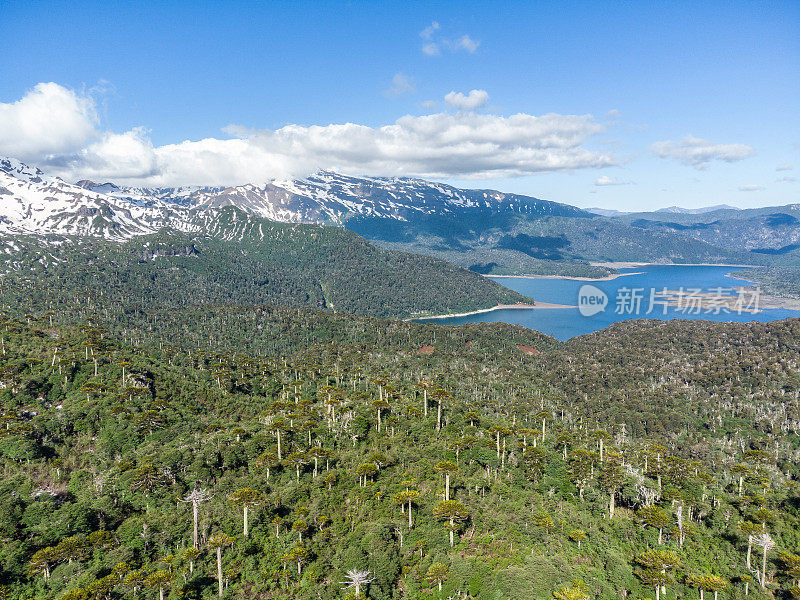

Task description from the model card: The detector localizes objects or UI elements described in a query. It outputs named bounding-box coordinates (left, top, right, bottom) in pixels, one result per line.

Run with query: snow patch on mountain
left=0, top=157, right=588, bottom=241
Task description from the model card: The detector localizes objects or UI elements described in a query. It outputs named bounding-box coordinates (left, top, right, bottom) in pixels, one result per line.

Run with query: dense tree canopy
left=0, top=309, right=799, bottom=600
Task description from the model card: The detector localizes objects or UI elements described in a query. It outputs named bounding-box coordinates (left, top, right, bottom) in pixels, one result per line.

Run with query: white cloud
left=738, top=184, right=764, bottom=192
left=419, top=100, right=438, bottom=110
left=383, top=73, right=416, bottom=98
left=419, top=22, right=479, bottom=56
left=450, top=35, right=480, bottom=53
left=776, top=163, right=793, bottom=171
left=2, top=82, right=616, bottom=186
left=46, top=128, right=159, bottom=180
left=651, top=135, right=755, bottom=169
left=594, top=175, right=630, bottom=186
left=776, top=176, right=796, bottom=183
left=420, top=21, right=440, bottom=40
left=422, top=43, right=441, bottom=56
left=420, top=21, right=442, bottom=55
left=0, top=82, right=98, bottom=160
left=444, top=89, right=489, bottom=111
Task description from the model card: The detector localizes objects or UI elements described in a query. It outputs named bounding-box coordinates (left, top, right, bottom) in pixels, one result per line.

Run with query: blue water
left=420, top=265, right=800, bottom=340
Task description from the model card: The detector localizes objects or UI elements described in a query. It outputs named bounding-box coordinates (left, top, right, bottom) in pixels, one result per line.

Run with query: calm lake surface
left=420, top=265, right=800, bottom=340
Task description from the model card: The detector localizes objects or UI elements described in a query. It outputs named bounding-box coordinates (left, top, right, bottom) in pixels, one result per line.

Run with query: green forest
left=734, top=268, right=800, bottom=301
left=0, top=218, right=798, bottom=600
left=0, top=210, right=527, bottom=322
left=1, top=306, right=799, bottom=600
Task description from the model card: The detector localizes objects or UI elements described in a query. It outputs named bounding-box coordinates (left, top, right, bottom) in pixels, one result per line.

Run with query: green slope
left=347, top=210, right=767, bottom=276
left=1, top=312, right=798, bottom=600
left=732, top=266, right=800, bottom=300
left=0, top=208, right=529, bottom=320
left=613, top=205, right=800, bottom=261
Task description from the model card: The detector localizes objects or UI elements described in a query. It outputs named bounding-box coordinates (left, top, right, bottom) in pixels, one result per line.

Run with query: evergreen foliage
left=0, top=312, right=799, bottom=599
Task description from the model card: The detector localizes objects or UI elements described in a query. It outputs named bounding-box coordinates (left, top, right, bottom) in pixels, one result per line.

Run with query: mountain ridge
left=2, top=158, right=798, bottom=275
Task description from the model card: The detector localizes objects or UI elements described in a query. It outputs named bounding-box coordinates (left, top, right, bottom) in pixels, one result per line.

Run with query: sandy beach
left=412, top=301, right=575, bottom=321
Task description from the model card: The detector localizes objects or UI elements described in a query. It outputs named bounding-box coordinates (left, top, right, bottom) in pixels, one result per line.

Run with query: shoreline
left=489, top=263, right=758, bottom=281
left=591, top=261, right=758, bottom=269
left=725, top=271, right=759, bottom=285
left=491, top=272, right=641, bottom=282
left=412, top=301, right=575, bottom=321
left=724, top=272, right=800, bottom=310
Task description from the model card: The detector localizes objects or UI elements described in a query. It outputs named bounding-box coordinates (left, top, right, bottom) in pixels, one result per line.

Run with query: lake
left=419, top=265, right=800, bottom=340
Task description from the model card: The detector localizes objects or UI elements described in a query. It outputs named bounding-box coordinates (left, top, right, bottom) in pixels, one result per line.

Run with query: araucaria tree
left=433, top=500, right=470, bottom=547
left=180, top=488, right=211, bottom=548
left=393, top=489, right=421, bottom=528
left=228, top=487, right=265, bottom=537
left=637, top=549, right=682, bottom=600
left=341, top=568, right=373, bottom=597
left=208, top=532, right=235, bottom=598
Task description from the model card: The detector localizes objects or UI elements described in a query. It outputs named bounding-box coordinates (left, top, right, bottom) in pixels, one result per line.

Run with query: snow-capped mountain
left=654, top=204, right=739, bottom=215
left=0, top=158, right=186, bottom=239
left=75, top=180, right=225, bottom=207
left=0, top=157, right=587, bottom=240
left=79, top=171, right=586, bottom=225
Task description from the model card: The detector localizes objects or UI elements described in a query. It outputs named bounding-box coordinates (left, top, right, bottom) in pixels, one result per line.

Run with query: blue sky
left=1, top=0, right=798, bottom=210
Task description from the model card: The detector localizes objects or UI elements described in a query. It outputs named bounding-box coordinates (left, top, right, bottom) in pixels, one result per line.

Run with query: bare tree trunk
left=449, top=517, right=455, bottom=547
left=217, top=547, right=223, bottom=597
left=193, top=503, right=199, bottom=548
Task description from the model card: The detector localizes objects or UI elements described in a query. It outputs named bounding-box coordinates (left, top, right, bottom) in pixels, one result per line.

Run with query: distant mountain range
left=1, top=156, right=582, bottom=236
left=655, top=204, right=739, bottom=214
left=587, top=204, right=739, bottom=217
left=2, top=157, right=799, bottom=274
left=613, top=205, right=800, bottom=255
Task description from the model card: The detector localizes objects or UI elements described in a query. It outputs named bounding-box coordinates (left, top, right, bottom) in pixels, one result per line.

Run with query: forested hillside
left=350, top=211, right=767, bottom=274
left=0, top=209, right=528, bottom=321
left=1, top=313, right=799, bottom=600
left=614, top=206, right=800, bottom=260
left=734, top=267, right=800, bottom=301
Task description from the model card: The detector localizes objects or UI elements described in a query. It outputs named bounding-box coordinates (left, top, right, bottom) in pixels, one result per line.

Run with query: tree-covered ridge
left=733, top=267, right=800, bottom=301
left=613, top=205, right=800, bottom=261
left=1, top=313, right=799, bottom=600
left=350, top=210, right=772, bottom=276
left=0, top=210, right=529, bottom=319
